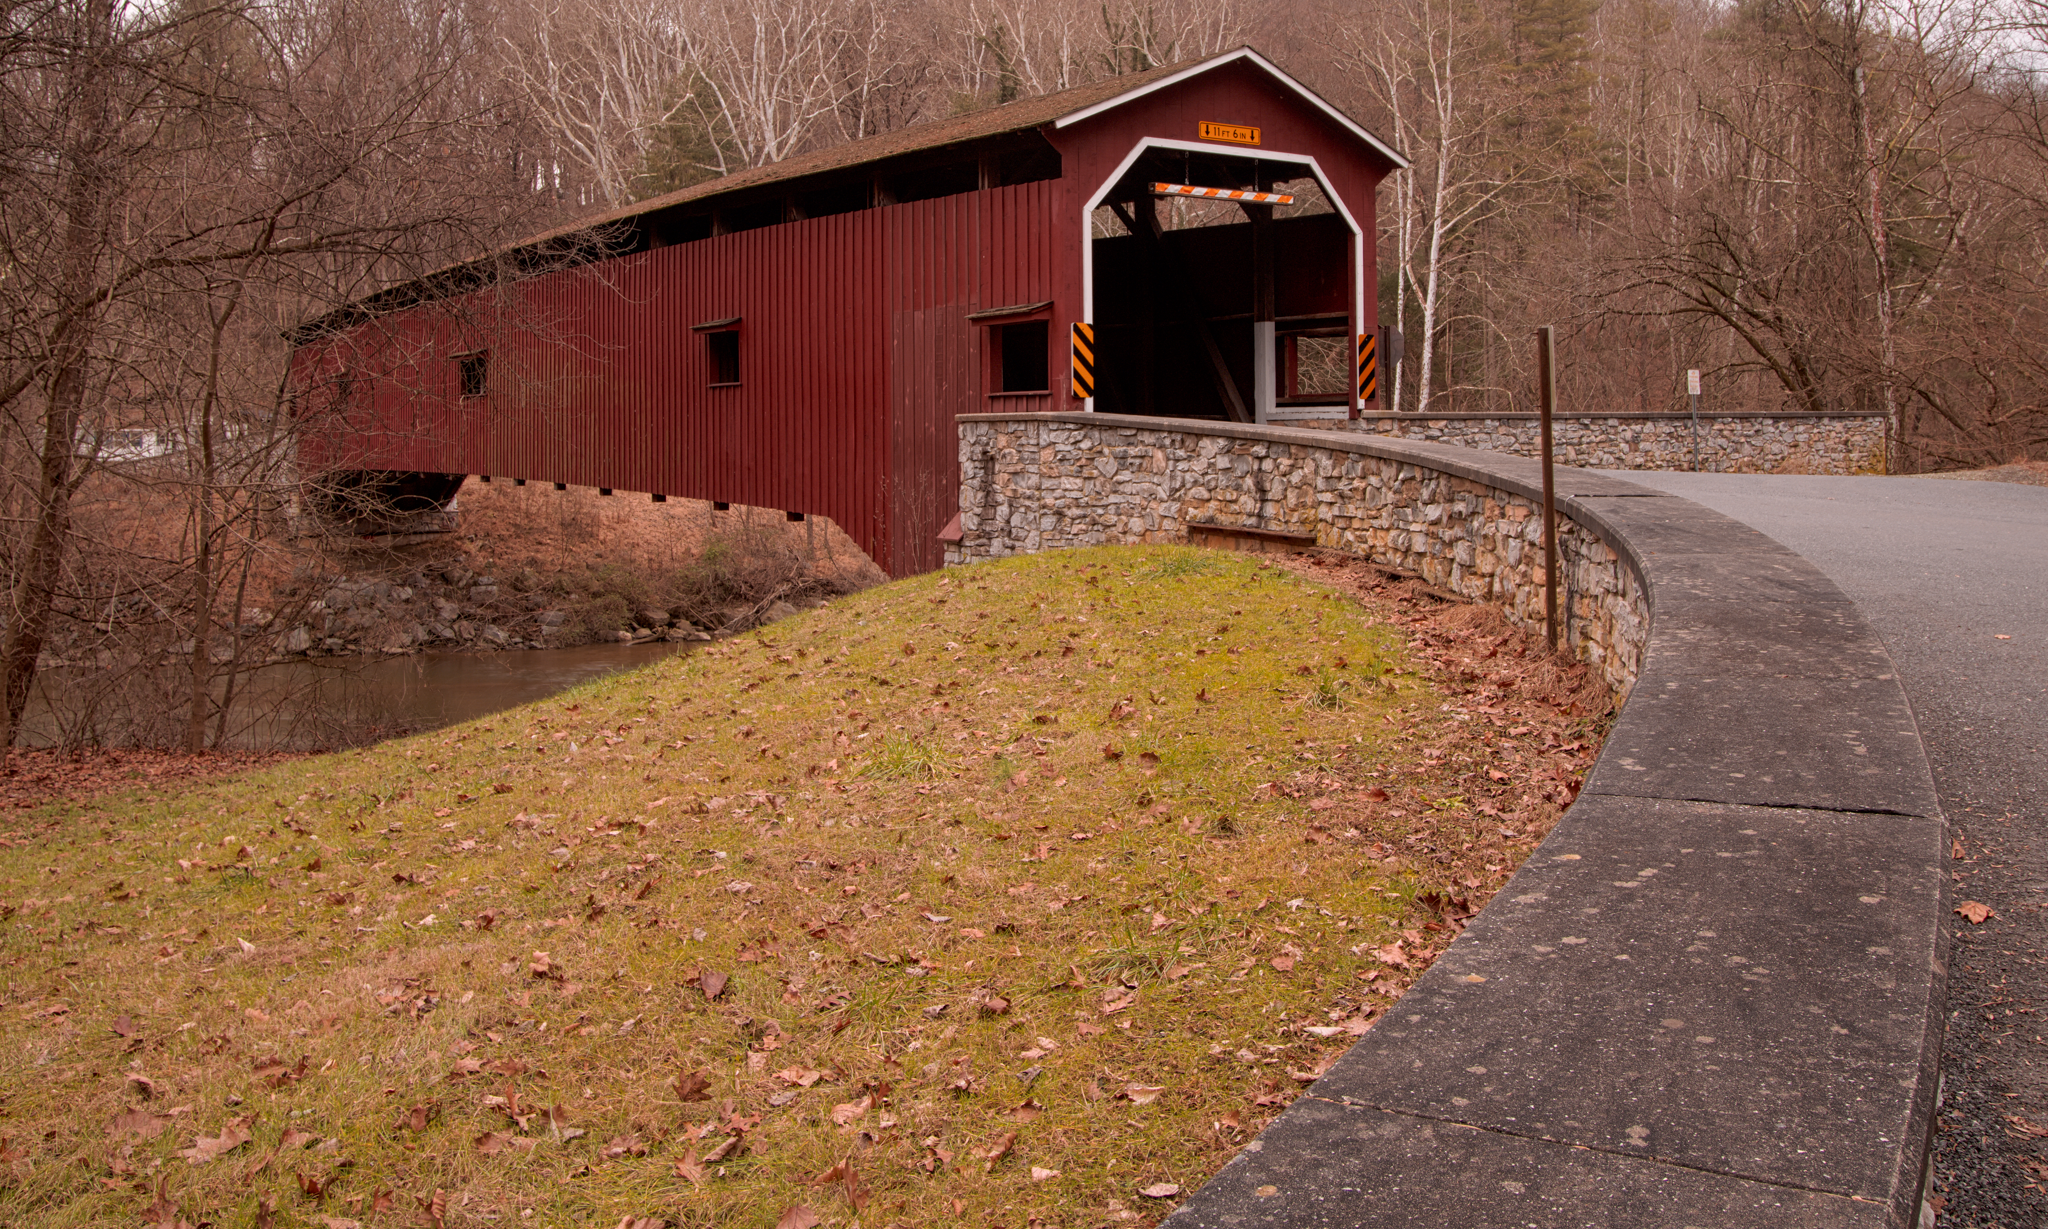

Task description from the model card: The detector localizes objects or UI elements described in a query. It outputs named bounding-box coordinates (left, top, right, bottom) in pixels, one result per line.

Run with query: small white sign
left=1686, top=369, right=1702, bottom=396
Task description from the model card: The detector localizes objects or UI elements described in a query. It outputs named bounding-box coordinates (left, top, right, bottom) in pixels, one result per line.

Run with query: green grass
left=0, top=545, right=1572, bottom=1229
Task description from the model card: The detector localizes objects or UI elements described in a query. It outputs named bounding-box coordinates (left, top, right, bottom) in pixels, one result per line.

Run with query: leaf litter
left=0, top=544, right=1609, bottom=1228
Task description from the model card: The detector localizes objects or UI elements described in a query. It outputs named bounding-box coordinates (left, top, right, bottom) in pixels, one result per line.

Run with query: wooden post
left=1537, top=326, right=1558, bottom=652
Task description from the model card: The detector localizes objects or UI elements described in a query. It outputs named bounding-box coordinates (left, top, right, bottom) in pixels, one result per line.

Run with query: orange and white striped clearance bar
left=1148, top=181, right=1296, bottom=205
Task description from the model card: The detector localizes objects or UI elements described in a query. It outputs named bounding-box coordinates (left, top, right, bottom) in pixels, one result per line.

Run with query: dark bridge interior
left=1090, top=146, right=1352, bottom=421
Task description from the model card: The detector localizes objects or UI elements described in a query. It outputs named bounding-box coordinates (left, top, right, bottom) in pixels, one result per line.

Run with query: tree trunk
left=0, top=0, right=113, bottom=752
left=186, top=283, right=243, bottom=751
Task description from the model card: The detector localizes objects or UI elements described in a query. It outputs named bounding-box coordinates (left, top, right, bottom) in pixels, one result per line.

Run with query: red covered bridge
left=289, top=48, right=1406, bottom=576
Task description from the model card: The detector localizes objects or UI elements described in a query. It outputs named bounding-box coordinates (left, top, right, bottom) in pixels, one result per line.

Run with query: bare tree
left=0, top=0, right=545, bottom=751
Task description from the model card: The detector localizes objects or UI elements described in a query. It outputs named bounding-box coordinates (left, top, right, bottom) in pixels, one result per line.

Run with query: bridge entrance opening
left=1088, top=145, right=1354, bottom=423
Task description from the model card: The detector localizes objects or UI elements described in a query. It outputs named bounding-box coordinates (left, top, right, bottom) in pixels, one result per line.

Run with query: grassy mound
left=0, top=545, right=1598, bottom=1228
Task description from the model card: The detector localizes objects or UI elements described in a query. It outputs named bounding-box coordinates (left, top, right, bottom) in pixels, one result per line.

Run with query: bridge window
left=992, top=320, right=1049, bottom=393
left=696, top=317, right=742, bottom=386
left=458, top=351, right=488, bottom=398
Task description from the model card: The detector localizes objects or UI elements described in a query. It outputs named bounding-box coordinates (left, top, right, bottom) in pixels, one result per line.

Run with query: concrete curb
left=955, top=416, right=1947, bottom=1228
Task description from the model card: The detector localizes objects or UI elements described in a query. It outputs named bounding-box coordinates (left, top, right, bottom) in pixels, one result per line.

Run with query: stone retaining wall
left=948, top=411, right=1944, bottom=1229
left=951, top=415, right=1648, bottom=698
left=1353, top=411, right=1886, bottom=474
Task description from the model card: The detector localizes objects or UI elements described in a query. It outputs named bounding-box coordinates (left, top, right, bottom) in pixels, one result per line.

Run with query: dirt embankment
left=270, top=481, right=886, bottom=659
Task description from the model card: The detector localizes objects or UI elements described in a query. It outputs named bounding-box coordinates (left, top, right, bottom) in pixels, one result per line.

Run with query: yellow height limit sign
left=1071, top=322, right=1095, bottom=400
left=1199, top=120, right=1260, bottom=146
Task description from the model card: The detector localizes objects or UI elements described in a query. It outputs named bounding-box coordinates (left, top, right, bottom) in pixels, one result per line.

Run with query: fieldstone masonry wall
left=950, top=414, right=1647, bottom=698
left=1354, top=411, right=1886, bottom=474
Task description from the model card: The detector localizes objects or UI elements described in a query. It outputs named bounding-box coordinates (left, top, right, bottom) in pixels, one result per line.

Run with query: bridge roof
left=294, top=47, right=1400, bottom=339
left=524, top=45, right=1404, bottom=247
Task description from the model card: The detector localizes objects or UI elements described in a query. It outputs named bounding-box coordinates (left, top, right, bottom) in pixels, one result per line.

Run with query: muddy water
left=22, top=641, right=686, bottom=750
left=295, top=641, right=687, bottom=731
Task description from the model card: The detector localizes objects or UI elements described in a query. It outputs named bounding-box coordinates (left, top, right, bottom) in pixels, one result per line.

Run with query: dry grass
left=0, top=545, right=1608, bottom=1229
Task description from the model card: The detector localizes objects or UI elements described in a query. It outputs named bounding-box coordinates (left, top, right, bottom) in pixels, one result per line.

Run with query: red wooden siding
left=296, top=179, right=1061, bottom=577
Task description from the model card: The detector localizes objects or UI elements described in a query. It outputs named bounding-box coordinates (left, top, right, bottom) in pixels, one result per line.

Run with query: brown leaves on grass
left=690, top=968, right=729, bottom=1000
left=297, top=1167, right=347, bottom=1199
left=254, top=1055, right=309, bottom=1089
left=673, top=1069, right=713, bottom=1102
left=177, top=1114, right=253, bottom=1164
left=982, top=1131, right=1017, bottom=1170
left=811, top=1158, right=870, bottom=1211
left=775, top=1208, right=822, bottom=1229
left=829, top=1095, right=872, bottom=1125
left=141, top=1175, right=194, bottom=1229
left=474, top=1131, right=535, bottom=1156
left=673, top=1150, right=708, bottom=1185
left=413, top=1189, right=447, bottom=1229
left=109, top=1107, right=175, bottom=1139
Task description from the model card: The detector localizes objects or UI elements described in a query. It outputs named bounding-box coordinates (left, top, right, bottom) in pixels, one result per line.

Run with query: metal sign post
left=1687, top=367, right=1702, bottom=472
left=1537, top=326, right=1558, bottom=653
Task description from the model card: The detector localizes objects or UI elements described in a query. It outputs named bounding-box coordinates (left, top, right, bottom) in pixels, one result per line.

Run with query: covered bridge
left=289, top=47, right=1406, bottom=576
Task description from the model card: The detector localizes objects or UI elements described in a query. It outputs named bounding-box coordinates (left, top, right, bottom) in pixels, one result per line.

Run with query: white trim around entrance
left=1078, top=137, right=1367, bottom=418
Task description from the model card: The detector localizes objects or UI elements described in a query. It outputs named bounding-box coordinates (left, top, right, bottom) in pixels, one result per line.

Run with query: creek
left=21, top=641, right=686, bottom=750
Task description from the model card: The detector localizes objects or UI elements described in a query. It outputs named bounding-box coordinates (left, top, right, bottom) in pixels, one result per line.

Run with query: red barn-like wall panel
left=291, top=50, right=1403, bottom=578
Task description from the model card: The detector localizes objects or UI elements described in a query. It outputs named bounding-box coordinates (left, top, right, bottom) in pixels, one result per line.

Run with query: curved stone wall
left=1354, top=410, right=1888, bottom=475
left=950, top=412, right=1945, bottom=1229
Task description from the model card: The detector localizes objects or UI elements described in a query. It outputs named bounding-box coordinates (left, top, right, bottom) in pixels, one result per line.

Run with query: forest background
left=2, top=0, right=2044, bottom=754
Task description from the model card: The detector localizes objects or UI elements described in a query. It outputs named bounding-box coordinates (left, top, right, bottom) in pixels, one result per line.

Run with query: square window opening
left=1284, top=333, right=1349, bottom=400
left=994, top=320, right=1049, bottom=393
left=707, top=330, right=740, bottom=385
left=458, top=351, right=488, bottom=398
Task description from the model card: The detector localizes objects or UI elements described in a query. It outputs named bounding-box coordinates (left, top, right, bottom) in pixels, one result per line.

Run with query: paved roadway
left=1610, top=471, right=2048, bottom=1228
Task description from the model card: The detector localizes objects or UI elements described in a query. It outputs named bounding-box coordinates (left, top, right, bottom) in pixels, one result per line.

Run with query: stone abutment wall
left=1352, top=411, right=1887, bottom=474
left=950, top=414, right=1648, bottom=698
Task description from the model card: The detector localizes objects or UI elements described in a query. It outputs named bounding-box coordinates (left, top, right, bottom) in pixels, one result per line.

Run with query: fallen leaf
left=141, top=1174, right=180, bottom=1225
left=1124, top=1085, right=1165, bottom=1105
left=983, top=1130, right=1017, bottom=1170
left=1139, top=1182, right=1182, bottom=1198
left=811, top=1159, right=870, bottom=1211
left=1031, top=1166, right=1061, bottom=1181
left=113, top=1013, right=137, bottom=1037
left=674, top=1069, right=712, bottom=1102
left=674, top=1150, right=707, bottom=1185
left=829, top=1096, right=872, bottom=1125
left=703, top=1133, right=744, bottom=1164
left=413, top=1188, right=447, bottom=1229
left=697, top=969, right=729, bottom=1000
left=1957, top=901, right=1995, bottom=924
left=241, top=1146, right=280, bottom=1181
left=601, top=1133, right=647, bottom=1160
left=110, top=1108, right=173, bottom=1140
left=178, top=1115, right=254, bottom=1165
left=775, top=1067, right=825, bottom=1087
left=775, top=1207, right=822, bottom=1229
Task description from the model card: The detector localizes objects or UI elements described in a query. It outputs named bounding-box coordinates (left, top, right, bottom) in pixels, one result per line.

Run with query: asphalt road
left=1610, top=471, right=2048, bottom=1228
